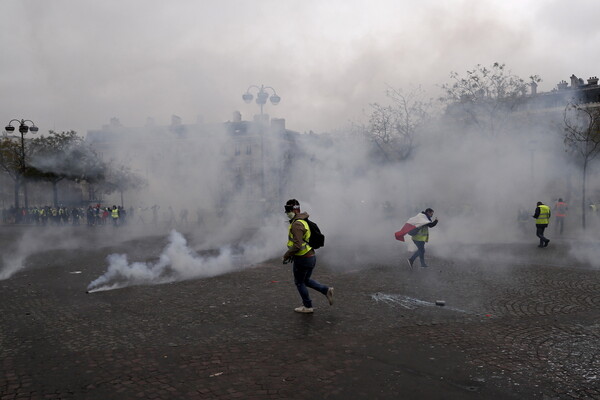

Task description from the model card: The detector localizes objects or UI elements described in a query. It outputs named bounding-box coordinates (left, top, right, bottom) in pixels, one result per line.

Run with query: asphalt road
left=0, top=225, right=598, bottom=399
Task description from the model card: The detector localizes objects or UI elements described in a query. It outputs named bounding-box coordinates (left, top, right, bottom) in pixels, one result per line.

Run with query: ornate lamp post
left=240, top=85, right=281, bottom=211
left=242, top=84, right=281, bottom=116
left=4, top=119, right=39, bottom=213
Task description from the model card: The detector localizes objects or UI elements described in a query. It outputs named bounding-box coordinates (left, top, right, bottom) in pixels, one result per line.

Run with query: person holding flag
left=395, top=208, right=439, bottom=268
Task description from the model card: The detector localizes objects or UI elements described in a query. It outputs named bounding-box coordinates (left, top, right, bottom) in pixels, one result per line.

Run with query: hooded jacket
left=284, top=212, right=315, bottom=259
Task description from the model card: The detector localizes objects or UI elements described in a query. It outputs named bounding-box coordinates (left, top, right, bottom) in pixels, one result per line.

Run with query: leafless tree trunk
left=563, top=102, right=600, bottom=230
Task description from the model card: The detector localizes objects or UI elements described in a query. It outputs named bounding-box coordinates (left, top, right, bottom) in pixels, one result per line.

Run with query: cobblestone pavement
left=0, top=227, right=598, bottom=399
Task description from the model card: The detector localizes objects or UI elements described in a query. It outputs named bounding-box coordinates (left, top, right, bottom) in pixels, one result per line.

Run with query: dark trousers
left=555, top=217, right=564, bottom=234
left=536, top=224, right=548, bottom=246
left=409, top=240, right=427, bottom=266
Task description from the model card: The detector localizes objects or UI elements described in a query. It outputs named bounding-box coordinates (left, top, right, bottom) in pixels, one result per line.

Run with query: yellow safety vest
left=536, top=205, right=550, bottom=225
left=111, top=209, right=119, bottom=219
left=412, top=226, right=429, bottom=242
left=287, top=219, right=313, bottom=256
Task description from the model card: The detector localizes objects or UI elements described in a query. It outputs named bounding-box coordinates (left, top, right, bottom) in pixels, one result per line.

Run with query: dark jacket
left=422, top=211, right=438, bottom=228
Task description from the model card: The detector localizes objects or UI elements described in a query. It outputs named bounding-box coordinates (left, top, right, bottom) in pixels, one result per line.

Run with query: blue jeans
left=409, top=240, right=427, bottom=266
left=292, top=255, right=328, bottom=308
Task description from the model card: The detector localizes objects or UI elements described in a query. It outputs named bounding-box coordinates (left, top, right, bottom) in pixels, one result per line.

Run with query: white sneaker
left=326, top=287, right=334, bottom=306
left=294, top=306, right=314, bottom=313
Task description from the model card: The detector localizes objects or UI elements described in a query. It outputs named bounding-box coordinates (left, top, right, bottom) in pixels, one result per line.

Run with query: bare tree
left=101, top=164, right=147, bottom=208
left=356, top=86, right=431, bottom=163
left=563, top=102, right=600, bottom=229
left=440, top=62, right=541, bottom=136
left=28, top=131, right=107, bottom=206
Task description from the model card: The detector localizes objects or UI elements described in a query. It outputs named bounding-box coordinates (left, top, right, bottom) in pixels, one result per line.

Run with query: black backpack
left=305, top=218, right=325, bottom=249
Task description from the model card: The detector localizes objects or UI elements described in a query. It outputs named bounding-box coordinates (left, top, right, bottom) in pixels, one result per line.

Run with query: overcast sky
left=2, top=0, right=599, bottom=135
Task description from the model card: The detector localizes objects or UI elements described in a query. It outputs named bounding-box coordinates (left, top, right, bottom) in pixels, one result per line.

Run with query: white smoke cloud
left=0, top=228, right=83, bottom=280
left=87, top=220, right=283, bottom=292
left=2, top=1, right=599, bottom=288
left=87, top=230, right=234, bottom=291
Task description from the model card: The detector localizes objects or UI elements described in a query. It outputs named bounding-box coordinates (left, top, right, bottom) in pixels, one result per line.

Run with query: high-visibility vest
left=111, top=209, right=119, bottom=219
left=412, top=226, right=429, bottom=242
left=536, top=205, right=550, bottom=225
left=555, top=202, right=567, bottom=217
left=287, top=219, right=312, bottom=256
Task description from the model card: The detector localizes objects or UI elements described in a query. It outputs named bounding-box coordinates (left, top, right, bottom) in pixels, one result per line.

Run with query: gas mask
left=284, top=203, right=299, bottom=220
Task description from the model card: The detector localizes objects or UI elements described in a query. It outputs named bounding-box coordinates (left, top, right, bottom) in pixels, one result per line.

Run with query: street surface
left=0, top=226, right=598, bottom=399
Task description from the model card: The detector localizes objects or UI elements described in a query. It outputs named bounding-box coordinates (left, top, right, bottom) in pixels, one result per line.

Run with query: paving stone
left=0, top=228, right=598, bottom=399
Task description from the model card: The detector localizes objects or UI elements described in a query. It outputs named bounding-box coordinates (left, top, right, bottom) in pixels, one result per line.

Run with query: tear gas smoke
left=0, top=229, right=84, bottom=280
left=87, top=223, right=282, bottom=292
left=87, top=230, right=236, bottom=292
left=2, top=2, right=599, bottom=294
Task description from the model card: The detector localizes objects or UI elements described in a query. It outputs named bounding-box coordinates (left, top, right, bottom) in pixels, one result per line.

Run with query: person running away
left=282, top=199, right=334, bottom=314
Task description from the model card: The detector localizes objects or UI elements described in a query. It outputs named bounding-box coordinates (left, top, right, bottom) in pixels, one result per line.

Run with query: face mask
left=286, top=212, right=295, bottom=219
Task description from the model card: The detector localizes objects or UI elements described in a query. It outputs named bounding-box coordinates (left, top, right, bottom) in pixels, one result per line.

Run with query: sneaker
left=544, top=239, right=550, bottom=247
left=294, top=306, right=314, bottom=313
left=420, top=264, right=429, bottom=268
left=406, top=258, right=414, bottom=270
left=326, top=287, right=334, bottom=306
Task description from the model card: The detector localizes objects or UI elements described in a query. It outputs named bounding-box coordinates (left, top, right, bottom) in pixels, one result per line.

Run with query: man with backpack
left=282, top=199, right=333, bottom=314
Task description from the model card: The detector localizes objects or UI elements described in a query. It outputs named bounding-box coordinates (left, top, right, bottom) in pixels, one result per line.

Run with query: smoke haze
left=2, top=0, right=599, bottom=134
left=1, top=0, right=599, bottom=289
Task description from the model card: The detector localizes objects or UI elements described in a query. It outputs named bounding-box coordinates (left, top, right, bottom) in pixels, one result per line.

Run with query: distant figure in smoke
left=151, top=204, right=160, bottom=225
left=167, top=206, right=176, bottom=228
left=119, top=206, right=127, bottom=225
left=102, top=207, right=109, bottom=225
left=404, top=208, right=438, bottom=268
left=111, top=205, right=119, bottom=227
left=137, top=206, right=146, bottom=225
left=588, top=200, right=598, bottom=228
left=517, top=207, right=530, bottom=236
left=283, top=199, right=333, bottom=314
left=553, top=198, right=567, bottom=235
left=533, top=201, right=551, bottom=247
left=179, top=208, right=188, bottom=225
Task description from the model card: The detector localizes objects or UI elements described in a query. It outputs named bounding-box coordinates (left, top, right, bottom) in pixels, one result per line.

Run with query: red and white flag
left=394, top=213, right=431, bottom=242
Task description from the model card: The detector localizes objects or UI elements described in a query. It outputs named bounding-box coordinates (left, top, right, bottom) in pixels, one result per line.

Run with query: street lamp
left=240, top=85, right=281, bottom=214
left=242, top=84, right=281, bottom=116
left=4, top=119, right=39, bottom=213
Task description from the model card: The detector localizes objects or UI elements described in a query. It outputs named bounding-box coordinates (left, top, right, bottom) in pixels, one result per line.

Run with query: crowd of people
left=1, top=204, right=198, bottom=228
left=1, top=204, right=130, bottom=227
